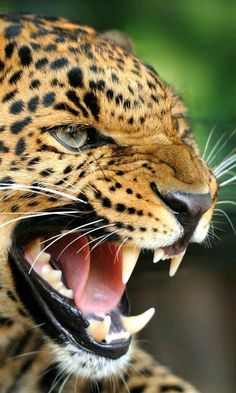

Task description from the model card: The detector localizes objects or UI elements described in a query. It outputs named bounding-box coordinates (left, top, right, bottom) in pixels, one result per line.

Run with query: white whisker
left=214, top=207, right=236, bottom=234
left=54, top=223, right=115, bottom=260
left=29, top=220, right=110, bottom=273
left=0, top=211, right=78, bottom=229
left=0, top=183, right=86, bottom=204
left=85, top=228, right=122, bottom=259
left=40, top=219, right=104, bottom=244
left=207, top=129, right=236, bottom=165
left=206, top=131, right=227, bottom=163
left=202, top=125, right=216, bottom=160
left=219, top=175, right=236, bottom=187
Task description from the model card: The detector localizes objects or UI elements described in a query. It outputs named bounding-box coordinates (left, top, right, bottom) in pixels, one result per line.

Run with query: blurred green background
left=0, top=1, right=235, bottom=392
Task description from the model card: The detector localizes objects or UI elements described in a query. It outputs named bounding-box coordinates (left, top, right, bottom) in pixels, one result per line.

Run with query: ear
left=102, top=30, right=135, bottom=55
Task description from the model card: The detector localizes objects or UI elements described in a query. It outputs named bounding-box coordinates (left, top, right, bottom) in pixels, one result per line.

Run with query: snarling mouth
left=10, top=211, right=186, bottom=360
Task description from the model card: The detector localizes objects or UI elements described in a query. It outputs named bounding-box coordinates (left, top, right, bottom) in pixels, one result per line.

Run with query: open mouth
left=9, top=209, right=187, bottom=360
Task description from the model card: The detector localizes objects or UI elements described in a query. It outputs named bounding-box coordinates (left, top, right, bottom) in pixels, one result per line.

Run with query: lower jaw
left=9, top=213, right=134, bottom=360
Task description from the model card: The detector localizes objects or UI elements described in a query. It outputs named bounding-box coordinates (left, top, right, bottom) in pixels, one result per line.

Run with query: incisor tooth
left=122, top=307, right=155, bottom=335
left=49, top=270, right=62, bottom=283
left=153, top=248, right=165, bottom=263
left=122, top=245, right=141, bottom=284
left=41, top=265, right=62, bottom=283
left=59, top=288, right=73, bottom=299
left=52, top=282, right=64, bottom=291
left=88, top=316, right=111, bottom=342
left=41, top=264, right=51, bottom=278
left=169, top=250, right=186, bottom=277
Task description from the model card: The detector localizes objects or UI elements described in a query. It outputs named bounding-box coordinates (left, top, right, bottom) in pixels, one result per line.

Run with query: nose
left=150, top=182, right=212, bottom=224
left=163, top=191, right=212, bottom=218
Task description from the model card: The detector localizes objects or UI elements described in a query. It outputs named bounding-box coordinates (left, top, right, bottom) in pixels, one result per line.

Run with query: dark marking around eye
left=54, top=102, right=78, bottom=116
left=15, top=137, right=26, bottom=155
left=68, top=67, right=84, bottom=88
left=84, top=92, right=100, bottom=120
left=11, top=117, right=31, bottom=134
left=18, top=46, right=32, bottom=66
left=66, top=90, right=89, bottom=117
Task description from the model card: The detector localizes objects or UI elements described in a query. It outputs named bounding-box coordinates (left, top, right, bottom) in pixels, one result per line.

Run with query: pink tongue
left=47, top=233, right=125, bottom=314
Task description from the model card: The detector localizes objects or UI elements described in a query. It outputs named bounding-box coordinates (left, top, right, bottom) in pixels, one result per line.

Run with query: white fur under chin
left=51, top=341, right=132, bottom=380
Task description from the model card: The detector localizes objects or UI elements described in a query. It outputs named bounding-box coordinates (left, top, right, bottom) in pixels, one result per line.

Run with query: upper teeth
left=169, top=250, right=186, bottom=277
left=122, top=245, right=141, bottom=284
left=121, top=245, right=186, bottom=284
left=153, top=248, right=165, bottom=263
left=40, top=264, right=73, bottom=298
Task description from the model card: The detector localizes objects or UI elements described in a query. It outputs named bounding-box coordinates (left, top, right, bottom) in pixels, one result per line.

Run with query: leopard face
left=0, top=14, right=218, bottom=380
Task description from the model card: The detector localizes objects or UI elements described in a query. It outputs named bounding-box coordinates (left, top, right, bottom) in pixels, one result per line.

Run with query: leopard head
left=0, top=14, right=218, bottom=379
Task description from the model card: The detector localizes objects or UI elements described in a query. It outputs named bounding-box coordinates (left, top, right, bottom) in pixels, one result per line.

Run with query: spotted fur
left=0, top=13, right=218, bottom=392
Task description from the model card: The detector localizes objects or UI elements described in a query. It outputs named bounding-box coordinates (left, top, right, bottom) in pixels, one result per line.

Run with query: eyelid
left=50, top=124, right=116, bottom=152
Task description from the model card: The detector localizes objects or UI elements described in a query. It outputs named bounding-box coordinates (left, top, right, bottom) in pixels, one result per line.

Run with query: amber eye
left=51, top=125, right=88, bottom=151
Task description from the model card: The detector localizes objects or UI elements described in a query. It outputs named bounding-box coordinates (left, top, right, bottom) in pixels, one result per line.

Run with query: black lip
left=9, top=211, right=131, bottom=360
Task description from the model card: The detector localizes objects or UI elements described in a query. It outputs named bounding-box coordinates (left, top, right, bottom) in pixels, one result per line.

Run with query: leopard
left=0, top=13, right=218, bottom=393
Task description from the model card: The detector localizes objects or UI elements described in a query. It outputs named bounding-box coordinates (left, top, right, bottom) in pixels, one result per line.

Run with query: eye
left=51, top=124, right=116, bottom=152
left=51, top=125, right=88, bottom=152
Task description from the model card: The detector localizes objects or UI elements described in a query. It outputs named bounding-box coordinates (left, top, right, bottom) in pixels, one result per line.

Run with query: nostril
left=150, top=182, right=212, bottom=218
left=165, top=192, right=212, bottom=218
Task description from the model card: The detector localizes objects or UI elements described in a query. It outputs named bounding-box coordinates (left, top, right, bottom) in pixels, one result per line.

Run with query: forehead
left=0, top=14, right=185, bottom=143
